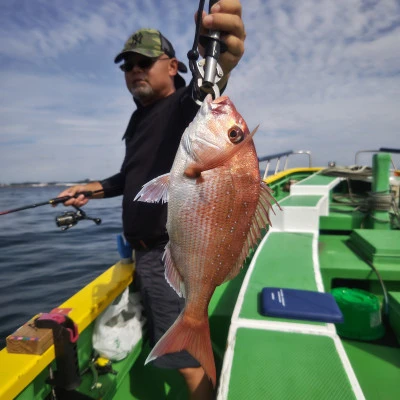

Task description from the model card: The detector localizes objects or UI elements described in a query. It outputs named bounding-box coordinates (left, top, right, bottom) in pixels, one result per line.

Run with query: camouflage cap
left=114, top=29, right=188, bottom=88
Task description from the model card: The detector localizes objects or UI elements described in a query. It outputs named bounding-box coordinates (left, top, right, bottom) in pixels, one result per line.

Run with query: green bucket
left=331, top=287, right=385, bottom=341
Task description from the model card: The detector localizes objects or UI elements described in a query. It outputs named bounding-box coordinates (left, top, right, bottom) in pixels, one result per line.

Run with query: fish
left=134, top=94, right=276, bottom=386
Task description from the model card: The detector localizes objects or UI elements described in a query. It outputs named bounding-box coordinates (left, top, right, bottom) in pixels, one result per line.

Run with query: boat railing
left=355, top=148, right=400, bottom=172
left=258, top=150, right=312, bottom=180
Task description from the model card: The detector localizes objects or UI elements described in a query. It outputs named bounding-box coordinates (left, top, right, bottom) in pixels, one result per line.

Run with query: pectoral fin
left=134, top=173, right=170, bottom=203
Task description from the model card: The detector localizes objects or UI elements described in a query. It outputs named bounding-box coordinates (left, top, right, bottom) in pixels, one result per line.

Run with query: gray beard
left=130, top=85, right=155, bottom=103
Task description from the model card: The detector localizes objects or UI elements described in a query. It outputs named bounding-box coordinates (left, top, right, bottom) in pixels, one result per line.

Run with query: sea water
left=0, top=186, right=123, bottom=348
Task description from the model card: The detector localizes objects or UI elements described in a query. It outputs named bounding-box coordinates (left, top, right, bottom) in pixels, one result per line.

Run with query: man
left=57, top=1, right=245, bottom=398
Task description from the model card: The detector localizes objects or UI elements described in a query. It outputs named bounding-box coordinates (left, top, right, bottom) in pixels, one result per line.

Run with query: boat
left=1, top=148, right=399, bottom=400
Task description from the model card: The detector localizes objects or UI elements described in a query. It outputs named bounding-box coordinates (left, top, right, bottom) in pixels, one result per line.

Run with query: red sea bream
left=135, top=95, right=276, bottom=386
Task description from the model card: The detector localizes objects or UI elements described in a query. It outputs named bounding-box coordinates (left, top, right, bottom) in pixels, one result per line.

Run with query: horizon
left=1, top=0, right=399, bottom=184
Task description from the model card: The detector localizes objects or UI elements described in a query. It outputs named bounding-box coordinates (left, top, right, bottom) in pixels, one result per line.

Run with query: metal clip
left=192, top=59, right=224, bottom=105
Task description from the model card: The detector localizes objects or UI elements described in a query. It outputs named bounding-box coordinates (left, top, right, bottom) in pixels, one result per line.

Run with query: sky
left=1, top=0, right=399, bottom=184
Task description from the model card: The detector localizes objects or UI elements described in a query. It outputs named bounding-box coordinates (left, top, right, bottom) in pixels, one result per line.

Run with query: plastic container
left=331, top=287, right=385, bottom=341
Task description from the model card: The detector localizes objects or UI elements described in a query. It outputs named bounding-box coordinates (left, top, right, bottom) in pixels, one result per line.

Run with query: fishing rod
left=0, top=190, right=104, bottom=216
left=0, top=190, right=104, bottom=230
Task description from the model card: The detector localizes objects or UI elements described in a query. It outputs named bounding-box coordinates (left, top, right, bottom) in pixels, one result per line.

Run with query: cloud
left=0, top=0, right=399, bottom=183
left=225, top=0, right=400, bottom=166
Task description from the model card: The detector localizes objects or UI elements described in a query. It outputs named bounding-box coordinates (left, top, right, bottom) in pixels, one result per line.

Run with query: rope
left=330, top=181, right=400, bottom=228
left=321, top=168, right=400, bottom=226
left=366, top=191, right=392, bottom=212
left=320, top=165, right=372, bottom=179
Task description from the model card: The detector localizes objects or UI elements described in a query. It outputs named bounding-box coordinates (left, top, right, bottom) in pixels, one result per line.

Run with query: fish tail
left=145, top=312, right=216, bottom=387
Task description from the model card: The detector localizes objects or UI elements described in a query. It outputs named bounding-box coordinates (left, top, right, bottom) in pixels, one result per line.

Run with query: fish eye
left=228, top=126, right=244, bottom=143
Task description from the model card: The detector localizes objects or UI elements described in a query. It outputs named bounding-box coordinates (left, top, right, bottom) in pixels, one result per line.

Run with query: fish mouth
left=204, top=94, right=229, bottom=106
left=212, top=95, right=230, bottom=105
left=203, top=95, right=233, bottom=119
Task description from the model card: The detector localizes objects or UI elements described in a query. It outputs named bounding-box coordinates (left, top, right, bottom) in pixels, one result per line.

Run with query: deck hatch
left=350, top=230, right=400, bottom=263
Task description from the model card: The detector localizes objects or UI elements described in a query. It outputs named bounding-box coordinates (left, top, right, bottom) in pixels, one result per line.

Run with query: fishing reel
left=55, top=206, right=101, bottom=231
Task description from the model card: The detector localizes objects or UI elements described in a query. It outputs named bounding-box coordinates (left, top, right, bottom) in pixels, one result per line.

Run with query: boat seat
left=270, top=194, right=325, bottom=232
left=290, top=174, right=341, bottom=196
left=221, top=328, right=360, bottom=400
left=239, top=231, right=323, bottom=323
left=269, top=174, right=342, bottom=232
left=217, top=218, right=364, bottom=398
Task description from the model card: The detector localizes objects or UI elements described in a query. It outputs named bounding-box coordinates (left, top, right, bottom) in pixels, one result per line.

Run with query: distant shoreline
left=0, top=180, right=92, bottom=188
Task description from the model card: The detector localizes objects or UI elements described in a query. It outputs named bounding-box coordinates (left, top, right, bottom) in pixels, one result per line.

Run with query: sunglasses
left=120, top=56, right=170, bottom=72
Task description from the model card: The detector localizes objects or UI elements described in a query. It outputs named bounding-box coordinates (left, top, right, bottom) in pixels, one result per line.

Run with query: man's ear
left=169, top=58, right=179, bottom=77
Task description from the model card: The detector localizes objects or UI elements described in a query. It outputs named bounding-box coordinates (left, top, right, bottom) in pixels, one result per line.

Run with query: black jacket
left=101, top=86, right=199, bottom=243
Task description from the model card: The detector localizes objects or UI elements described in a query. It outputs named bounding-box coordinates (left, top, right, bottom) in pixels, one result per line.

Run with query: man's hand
left=55, top=182, right=103, bottom=207
left=197, top=0, right=246, bottom=86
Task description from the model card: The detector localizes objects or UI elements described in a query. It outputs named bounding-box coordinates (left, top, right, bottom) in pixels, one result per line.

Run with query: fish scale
left=135, top=94, right=276, bottom=386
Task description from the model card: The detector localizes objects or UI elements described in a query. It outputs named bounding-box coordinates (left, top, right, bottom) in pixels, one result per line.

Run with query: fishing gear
left=0, top=190, right=104, bottom=216
left=55, top=206, right=102, bottom=231
left=188, top=0, right=227, bottom=105
left=0, top=190, right=103, bottom=230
